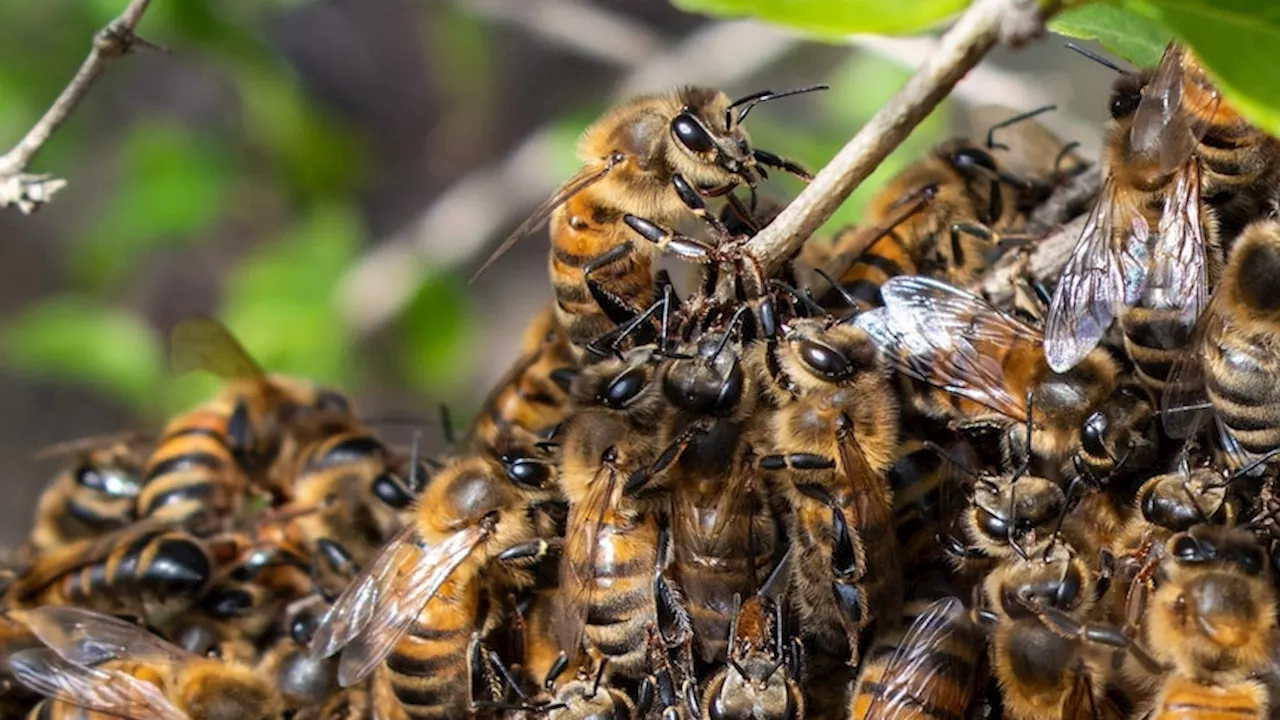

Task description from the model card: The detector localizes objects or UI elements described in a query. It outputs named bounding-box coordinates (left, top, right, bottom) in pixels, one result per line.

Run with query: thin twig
left=742, top=0, right=1060, bottom=277
left=0, top=0, right=160, bottom=214
left=338, top=20, right=800, bottom=336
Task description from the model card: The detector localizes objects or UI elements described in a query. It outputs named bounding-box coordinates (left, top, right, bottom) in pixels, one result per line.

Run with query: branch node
left=1, top=174, right=69, bottom=214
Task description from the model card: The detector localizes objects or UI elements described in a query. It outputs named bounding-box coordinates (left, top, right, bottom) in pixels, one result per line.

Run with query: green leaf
left=397, top=273, right=473, bottom=393
left=671, top=0, right=968, bottom=36
left=1050, top=3, right=1171, bottom=66
left=0, top=298, right=163, bottom=410
left=219, top=204, right=363, bottom=387
left=71, top=122, right=230, bottom=289
left=1132, top=0, right=1280, bottom=137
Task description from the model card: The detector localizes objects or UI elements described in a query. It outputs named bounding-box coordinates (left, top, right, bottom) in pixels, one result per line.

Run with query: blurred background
left=0, top=0, right=1117, bottom=543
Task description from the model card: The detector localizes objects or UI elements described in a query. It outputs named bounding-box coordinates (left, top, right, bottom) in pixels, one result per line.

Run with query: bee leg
left=625, top=213, right=724, bottom=264
left=753, top=148, right=813, bottom=182
left=625, top=422, right=711, bottom=498
left=938, top=532, right=986, bottom=560
left=759, top=453, right=837, bottom=471
left=671, top=174, right=732, bottom=242
left=485, top=647, right=529, bottom=704
left=496, top=538, right=560, bottom=566
left=1037, top=606, right=1165, bottom=675
left=582, top=241, right=647, bottom=328
left=467, top=633, right=499, bottom=712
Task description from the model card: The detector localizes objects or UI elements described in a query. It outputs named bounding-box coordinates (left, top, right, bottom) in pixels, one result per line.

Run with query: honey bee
left=824, top=107, right=1078, bottom=309
left=465, top=305, right=579, bottom=456
left=975, top=545, right=1126, bottom=720
left=850, top=594, right=984, bottom=720
left=943, top=465, right=1067, bottom=567
left=888, top=438, right=978, bottom=572
left=1163, top=220, right=1280, bottom=460
left=310, top=449, right=553, bottom=719
left=7, top=522, right=214, bottom=625
left=858, top=275, right=1160, bottom=480
left=284, top=427, right=421, bottom=568
left=555, top=346, right=679, bottom=680
left=623, top=324, right=781, bottom=665
left=747, top=315, right=902, bottom=659
left=25, top=435, right=145, bottom=555
left=472, top=86, right=819, bottom=353
left=699, top=554, right=804, bottom=720
left=1043, top=42, right=1268, bottom=388
left=7, top=605, right=284, bottom=719
left=142, top=317, right=355, bottom=526
left=1138, top=525, right=1277, bottom=719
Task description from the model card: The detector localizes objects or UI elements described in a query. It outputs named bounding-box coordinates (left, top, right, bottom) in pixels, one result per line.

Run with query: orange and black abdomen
left=466, top=329, right=577, bottom=454
left=385, top=572, right=484, bottom=720
left=851, top=599, right=983, bottom=720
left=836, top=225, right=919, bottom=308
left=571, top=510, right=659, bottom=679
left=549, top=187, right=657, bottom=351
left=32, top=529, right=211, bottom=610
left=139, top=407, right=246, bottom=521
left=1192, top=95, right=1280, bottom=240
left=1120, top=307, right=1194, bottom=393
left=1150, top=676, right=1266, bottom=720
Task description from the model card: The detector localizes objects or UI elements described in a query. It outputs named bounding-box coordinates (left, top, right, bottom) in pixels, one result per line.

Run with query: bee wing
left=24, top=606, right=197, bottom=668
left=1160, top=290, right=1225, bottom=439
left=470, top=160, right=616, bottom=282
left=861, top=597, right=975, bottom=720
left=1143, top=165, right=1210, bottom=349
left=169, top=316, right=266, bottom=381
left=1044, top=178, right=1149, bottom=373
left=308, top=523, right=487, bottom=687
left=7, top=648, right=187, bottom=720
left=1131, top=43, right=1219, bottom=176
left=556, top=462, right=621, bottom=657
left=836, top=419, right=896, bottom=540
left=858, top=276, right=1033, bottom=422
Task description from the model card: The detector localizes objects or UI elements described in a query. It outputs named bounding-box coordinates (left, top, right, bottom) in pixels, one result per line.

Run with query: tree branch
left=0, top=0, right=159, bottom=214
left=743, top=0, right=1061, bottom=277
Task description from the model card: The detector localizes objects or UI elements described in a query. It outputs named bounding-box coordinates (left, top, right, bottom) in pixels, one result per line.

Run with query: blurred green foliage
left=673, top=0, right=968, bottom=36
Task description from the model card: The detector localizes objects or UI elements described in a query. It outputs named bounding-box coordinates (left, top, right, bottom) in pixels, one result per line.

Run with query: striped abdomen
left=837, top=225, right=919, bottom=308
left=1206, top=339, right=1280, bottom=455
left=851, top=598, right=983, bottom=720
left=673, top=480, right=778, bottom=664
left=1121, top=304, right=1196, bottom=394
left=59, top=529, right=211, bottom=607
left=385, top=571, right=484, bottom=720
left=574, top=513, right=659, bottom=679
left=139, top=407, right=247, bottom=522
left=466, top=333, right=577, bottom=454
left=549, top=189, right=657, bottom=353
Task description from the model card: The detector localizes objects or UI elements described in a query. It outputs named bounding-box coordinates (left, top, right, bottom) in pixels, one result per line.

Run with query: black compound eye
left=1172, top=534, right=1203, bottom=562
left=952, top=147, right=998, bottom=174
left=315, top=390, right=351, bottom=414
left=1237, top=546, right=1265, bottom=576
left=1110, top=84, right=1143, bottom=120
left=1081, top=411, right=1109, bottom=459
left=977, top=508, right=1008, bottom=541
left=671, top=112, right=716, bottom=154
left=600, top=367, right=648, bottom=408
left=505, top=457, right=550, bottom=489
left=371, top=472, right=414, bottom=509
left=290, top=611, right=320, bottom=644
left=798, top=341, right=850, bottom=380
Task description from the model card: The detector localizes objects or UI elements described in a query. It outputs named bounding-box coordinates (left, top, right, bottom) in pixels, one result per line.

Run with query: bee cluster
left=5, top=39, right=1280, bottom=720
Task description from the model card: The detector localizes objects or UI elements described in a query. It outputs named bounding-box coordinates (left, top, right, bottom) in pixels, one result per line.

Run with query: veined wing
left=860, top=597, right=977, bottom=720
left=169, top=316, right=265, bottom=381
left=7, top=648, right=186, bottom=720
left=24, top=606, right=196, bottom=669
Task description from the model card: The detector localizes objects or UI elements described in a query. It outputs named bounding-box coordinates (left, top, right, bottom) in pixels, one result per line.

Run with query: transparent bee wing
left=555, top=461, right=622, bottom=659
left=308, top=523, right=487, bottom=687
left=1160, top=291, right=1224, bottom=439
left=861, top=597, right=975, bottom=720
left=470, top=160, right=617, bottom=282
left=858, top=276, right=1032, bottom=422
left=7, top=648, right=187, bottom=720
left=1131, top=43, right=1219, bottom=176
left=1045, top=178, right=1148, bottom=372
left=25, top=606, right=197, bottom=668
left=169, top=316, right=266, bottom=381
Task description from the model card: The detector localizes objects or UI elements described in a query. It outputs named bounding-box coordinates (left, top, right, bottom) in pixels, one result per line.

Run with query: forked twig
left=0, top=0, right=162, bottom=214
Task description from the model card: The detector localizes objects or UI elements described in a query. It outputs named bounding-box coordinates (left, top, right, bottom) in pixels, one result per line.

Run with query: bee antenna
left=986, top=104, right=1057, bottom=151
left=814, top=267, right=861, bottom=316
left=408, top=430, right=424, bottom=488
left=1222, top=447, right=1280, bottom=485
left=767, top=280, right=825, bottom=316
left=591, top=659, right=609, bottom=696
left=730, top=658, right=752, bottom=678
left=1151, top=401, right=1214, bottom=418
left=438, top=404, right=456, bottom=445
left=729, top=84, right=829, bottom=124
left=1063, top=42, right=1125, bottom=74
left=922, top=440, right=983, bottom=481
left=488, top=650, right=528, bottom=700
